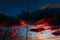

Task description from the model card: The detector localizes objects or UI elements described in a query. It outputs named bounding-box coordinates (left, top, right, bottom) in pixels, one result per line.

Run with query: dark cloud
left=0, top=13, right=19, bottom=27
left=1, top=7, right=60, bottom=31
left=52, top=30, right=60, bottom=36
left=28, top=28, right=46, bottom=32
left=18, top=7, right=60, bottom=25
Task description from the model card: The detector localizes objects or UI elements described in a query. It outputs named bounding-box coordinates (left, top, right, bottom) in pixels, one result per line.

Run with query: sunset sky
left=0, top=0, right=60, bottom=39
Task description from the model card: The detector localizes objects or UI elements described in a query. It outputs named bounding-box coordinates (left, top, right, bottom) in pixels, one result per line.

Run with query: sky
left=0, top=0, right=60, bottom=16
left=0, top=0, right=60, bottom=38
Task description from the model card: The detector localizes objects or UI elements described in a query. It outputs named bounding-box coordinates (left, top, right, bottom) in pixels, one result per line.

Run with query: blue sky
left=0, top=0, right=60, bottom=16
